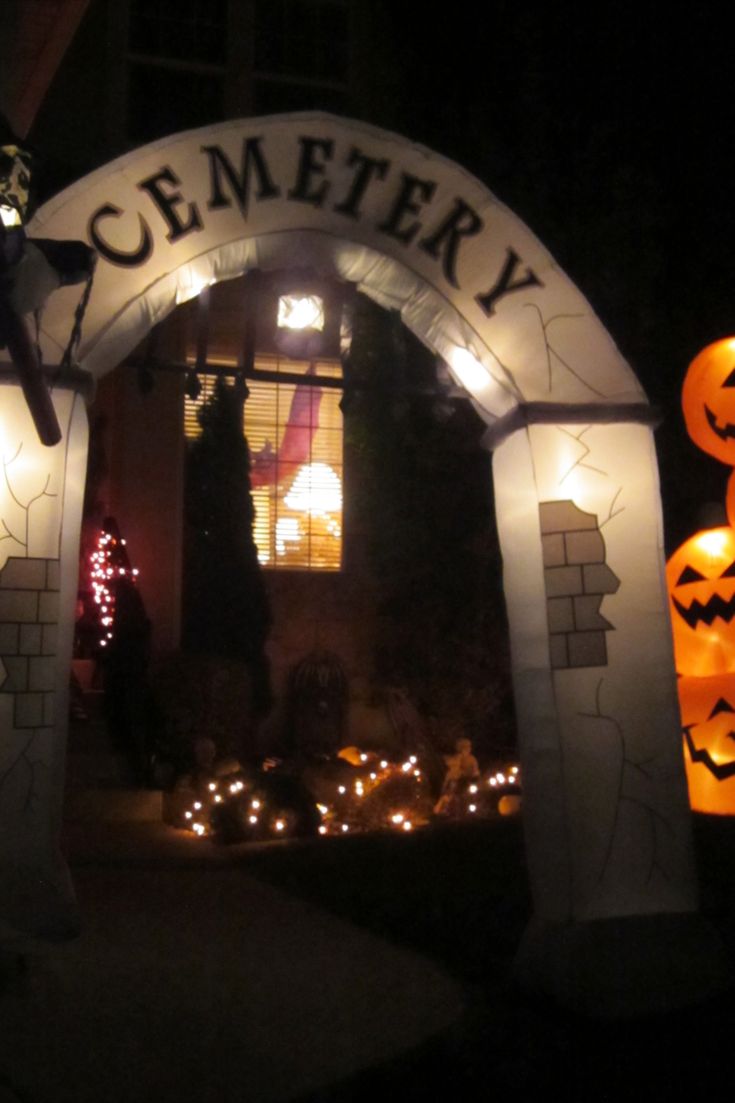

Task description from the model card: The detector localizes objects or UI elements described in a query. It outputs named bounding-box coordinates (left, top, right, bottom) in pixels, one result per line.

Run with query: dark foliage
left=183, top=378, right=272, bottom=714
left=345, top=297, right=515, bottom=755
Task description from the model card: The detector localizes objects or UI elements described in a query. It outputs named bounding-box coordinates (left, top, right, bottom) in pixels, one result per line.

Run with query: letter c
left=88, top=203, right=153, bottom=267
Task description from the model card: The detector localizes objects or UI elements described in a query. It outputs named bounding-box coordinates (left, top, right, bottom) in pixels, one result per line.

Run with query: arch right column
left=491, top=418, right=728, bottom=1014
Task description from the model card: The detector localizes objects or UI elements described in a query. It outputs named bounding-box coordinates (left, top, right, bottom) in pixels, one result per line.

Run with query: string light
left=175, top=753, right=522, bottom=843
left=86, top=523, right=141, bottom=650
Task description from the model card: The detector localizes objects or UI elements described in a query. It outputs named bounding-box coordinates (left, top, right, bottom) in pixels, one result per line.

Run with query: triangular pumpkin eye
left=721, top=561, right=735, bottom=578
left=722, top=366, right=735, bottom=387
left=709, top=698, right=735, bottom=719
left=677, top=565, right=706, bottom=584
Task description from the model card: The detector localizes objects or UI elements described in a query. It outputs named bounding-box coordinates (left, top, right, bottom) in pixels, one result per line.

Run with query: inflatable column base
left=514, top=912, right=732, bottom=1018
left=0, top=854, right=81, bottom=955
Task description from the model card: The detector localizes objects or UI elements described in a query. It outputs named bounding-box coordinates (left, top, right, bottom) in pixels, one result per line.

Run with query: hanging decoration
left=1, top=118, right=96, bottom=446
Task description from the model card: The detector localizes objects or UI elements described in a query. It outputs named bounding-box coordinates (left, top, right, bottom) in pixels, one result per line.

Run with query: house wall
left=91, top=352, right=385, bottom=750
left=25, top=0, right=417, bottom=748
left=93, top=365, right=185, bottom=655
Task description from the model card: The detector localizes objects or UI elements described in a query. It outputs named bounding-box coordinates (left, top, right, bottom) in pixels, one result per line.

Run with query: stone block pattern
left=0, top=557, right=59, bottom=729
left=539, top=501, right=620, bottom=670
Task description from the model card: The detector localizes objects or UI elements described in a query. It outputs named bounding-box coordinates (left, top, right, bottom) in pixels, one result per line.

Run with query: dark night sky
left=372, top=5, right=733, bottom=551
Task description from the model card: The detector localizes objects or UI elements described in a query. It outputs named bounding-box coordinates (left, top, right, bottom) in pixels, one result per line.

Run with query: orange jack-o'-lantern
left=682, top=337, right=735, bottom=465
left=678, top=674, right=735, bottom=815
left=666, top=527, right=735, bottom=676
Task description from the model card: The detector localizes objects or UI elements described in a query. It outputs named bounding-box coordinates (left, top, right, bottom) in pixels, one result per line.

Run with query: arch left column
left=0, top=369, right=89, bottom=945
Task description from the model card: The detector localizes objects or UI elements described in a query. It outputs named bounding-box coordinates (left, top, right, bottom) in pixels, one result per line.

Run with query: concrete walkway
left=0, top=821, right=464, bottom=1103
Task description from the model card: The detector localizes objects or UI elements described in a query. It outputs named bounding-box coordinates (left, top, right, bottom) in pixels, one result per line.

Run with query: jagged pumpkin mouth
left=672, top=590, right=735, bottom=629
left=684, top=726, right=735, bottom=780
left=705, top=405, right=735, bottom=442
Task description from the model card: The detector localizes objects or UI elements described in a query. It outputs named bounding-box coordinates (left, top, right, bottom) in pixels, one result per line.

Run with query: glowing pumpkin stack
left=667, top=338, right=735, bottom=813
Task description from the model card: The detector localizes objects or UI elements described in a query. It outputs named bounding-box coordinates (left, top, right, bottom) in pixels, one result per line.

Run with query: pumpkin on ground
left=682, top=336, right=735, bottom=465
left=666, top=527, right=735, bottom=676
left=678, top=673, right=735, bottom=815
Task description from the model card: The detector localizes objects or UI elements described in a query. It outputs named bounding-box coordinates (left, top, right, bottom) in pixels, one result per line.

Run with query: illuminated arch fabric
left=4, top=114, right=710, bottom=1013
left=30, top=113, right=645, bottom=421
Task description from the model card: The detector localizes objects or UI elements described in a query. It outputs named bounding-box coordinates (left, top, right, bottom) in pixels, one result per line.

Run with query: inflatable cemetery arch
left=2, top=114, right=722, bottom=1012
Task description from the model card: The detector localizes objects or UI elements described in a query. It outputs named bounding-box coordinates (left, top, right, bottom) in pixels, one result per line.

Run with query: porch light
left=277, top=293, right=324, bottom=332
left=0, top=204, right=21, bottom=228
left=271, top=279, right=338, bottom=359
left=0, top=142, right=31, bottom=227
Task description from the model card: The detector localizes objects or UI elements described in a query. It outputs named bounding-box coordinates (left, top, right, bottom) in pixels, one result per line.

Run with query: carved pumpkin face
left=682, top=337, right=735, bottom=464
left=666, top=527, right=735, bottom=676
left=678, top=674, right=735, bottom=815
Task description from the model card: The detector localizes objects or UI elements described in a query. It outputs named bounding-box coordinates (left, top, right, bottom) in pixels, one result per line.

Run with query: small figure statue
left=434, top=737, right=480, bottom=815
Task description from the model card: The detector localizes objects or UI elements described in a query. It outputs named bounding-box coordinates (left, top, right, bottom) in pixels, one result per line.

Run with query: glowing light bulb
left=185, top=811, right=192, bottom=820
left=360, top=753, right=368, bottom=763
left=319, top=825, right=327, bottom=835
left=391, top=813, right=404, bottom=825
left=469, top=804, right=477, bottom=813
left=278, top=293, right=324, bottom=331
left=251, top=800, right=261, bottom=810
left=449, top=347, right=488, bottom=393
left=275, top=819, right=285, bottom=832
left=341, top=823, right=349, bottom=833
left=469, top=784, right=478, bottom=794
left=249, top=815, right=258, bottom=825
left=402, top=821, right=413, bottom=832
left=338, top=786, right=346, bottom=795
left=696, top=530, right=729, bottom=559
left=208, top=782, right=217, bottom=791
left=193, top=801, right=202, bottom=810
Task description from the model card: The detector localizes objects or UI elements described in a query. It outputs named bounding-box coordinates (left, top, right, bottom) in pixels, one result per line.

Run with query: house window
left=185, top=357, right=343, bottom=571
left=253, top=0, right=350, bottom=115
left=129, top=0, right=228, bottom=65
left=126, top=0, right=227, bottom=143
